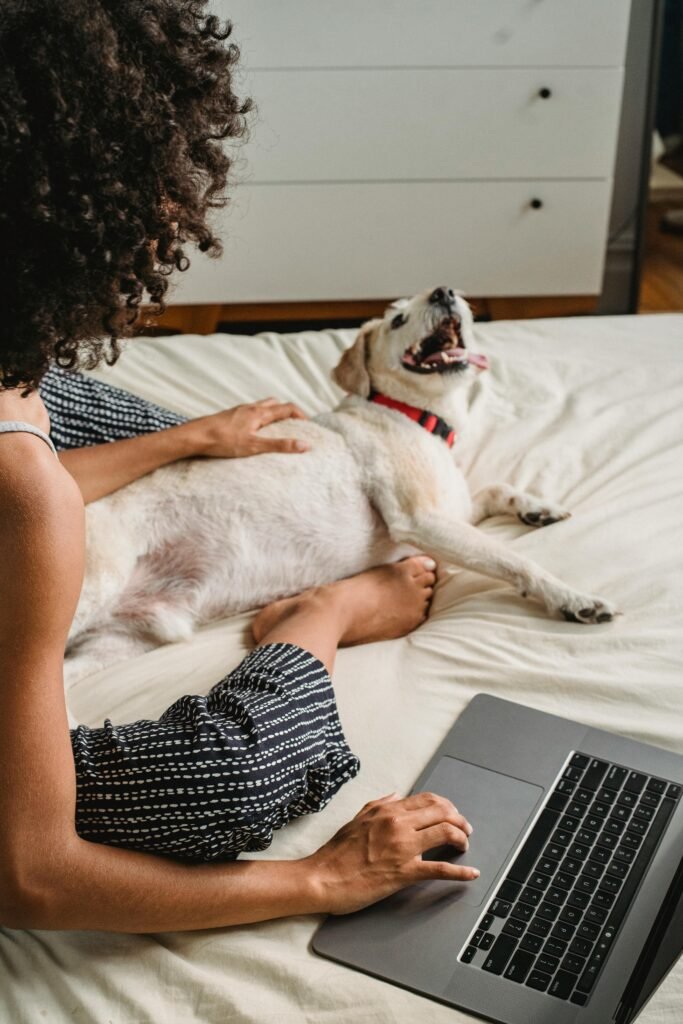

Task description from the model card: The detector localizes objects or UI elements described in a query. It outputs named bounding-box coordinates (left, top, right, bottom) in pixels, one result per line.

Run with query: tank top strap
left=0, top=420, right=57, bottom=457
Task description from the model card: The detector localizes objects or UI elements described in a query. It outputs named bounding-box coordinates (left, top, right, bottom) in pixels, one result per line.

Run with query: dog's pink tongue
left=466, top=350, right=489, bottom=370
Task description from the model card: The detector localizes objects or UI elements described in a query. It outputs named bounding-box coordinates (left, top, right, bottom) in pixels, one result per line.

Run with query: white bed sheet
left=2, top=314, right=682, bottom=1023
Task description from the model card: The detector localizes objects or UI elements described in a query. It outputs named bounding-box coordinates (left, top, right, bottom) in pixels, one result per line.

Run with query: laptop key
left=610, top=804, right=631, bottom=823
left=640, top=790, right=661, bottom=808
left=564, top=766, right=584, bottom=783
left=595, top=787, right=615, bottom=805
left=561, top=857, right=582, bottom=876
left=489, top=898, right=512, bottom=918
left=528, top=918, right=551, bottom=938
left=581, top=759, right=609, bottom=791
left=559, top=815, right=580, bottom=832
left=555, top=779, right=575, bottom=796
left=627, top=818, right=647, bottom=836
left=548, top=969, right=577, bottom=1000
left=645, top=778, right=666, bottom=795
left=498, top=880, right=522, bottom=903
left=571, top=992, right=588, bottom=1006
left=551, top=921, right=575, bottom=942
left=665, top=783, right=680, bottom=800
left=605, top=819, right=625, bottom=836
left=594, top=890, right=615, bottom=910
left=582, top=861, right=604, bottom=880
left=481, top=913, right=494, bottom=931
left=596, top=832, right=618, bottom=850
left=574, top=788, right=592, bottom=805
left=554, top=871, right=574, bottom=890
left=520, top=933, right=543, bottom=954
left=599, top=876, right=622, bottom=895
left=576, top=828, right=597, bottom=846
left=519, top=886, right=542, bottom=907
left=526, top=969, right=551, bottom=992
left=562, top=952, right=586, bottom=974
left=503, top=949, right=535, bottom=983
left=576, top=875, right=598, bottom=895
left=623, top=772, right=647, bottom=795
left=584, top=814, right=603, bottom=832
left=570, top=753, right=589, bottom=769
left=536, top=953, right=559, bottom=974
left=569, top=936, right=592, bottom=958
left=544, top=842, right=566, bottom=861
left=528, top=871, right=551, bottom=891
left=568, top=843, right=589, bottom=861
left=503, top=919, right=526, bottom=939
left=603, top=765, right=628, bottom=791
left=482, top=934, right=517, bottom=975
left=621, top=832, right=642, bottom=850
left=559, top=905, right=582, bottom=927
left=567, top=890, right=590, bottom=910
left=536, top=902, right=559, bottom=922
left=607, top=860, right=628, bottom=880
left=577, top=921, right=599, bottom=942
left=590, top=800, right=610, bottom=818
left=461, top=945, right=477, bottom=964
left=634, top=804, right=654, bottom=822
left=547, top=792, right=569, bottom=812
left=617, top=790, right=637, bottom=809
left=511, top=902, right=534, bottom=923
left=553, top=829, right=573, bottom=847
left=536, top=857, right=559, bottom=876
left=544, top=937, right=567, bottom=958
left=545, top=886, right=566, bottom=907
left=565, top=802, right=587, bottom=819
left=584, top=905, right=608, bottom=926
left=507, top=809, right=559, bottom=885
left=589, top=845, right=610, bottom=865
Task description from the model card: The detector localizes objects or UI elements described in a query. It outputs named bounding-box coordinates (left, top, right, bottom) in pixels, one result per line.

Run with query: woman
left=0, top=0, right=478, bottom=932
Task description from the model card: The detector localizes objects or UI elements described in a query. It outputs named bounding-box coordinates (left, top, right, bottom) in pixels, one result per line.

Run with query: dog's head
left=332, top=287, right=488, bottom=408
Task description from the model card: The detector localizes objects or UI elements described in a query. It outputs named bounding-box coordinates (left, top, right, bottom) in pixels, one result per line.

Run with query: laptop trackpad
left=419, top=756, right=543, bottom=907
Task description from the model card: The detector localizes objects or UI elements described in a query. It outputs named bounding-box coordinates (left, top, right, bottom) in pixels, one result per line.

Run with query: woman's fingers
left=400, top=792, right=473, bottom=836
left=255, top=436, right=310, bottom=454
left=415, top=859, right=480, bottom=882
left=415, top=821, right=470, bottom=853
left=257, top=401, right=307, bottom=424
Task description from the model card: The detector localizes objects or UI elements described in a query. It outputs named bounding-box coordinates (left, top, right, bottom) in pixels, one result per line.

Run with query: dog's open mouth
left=401, top=317, right=470, bottom=375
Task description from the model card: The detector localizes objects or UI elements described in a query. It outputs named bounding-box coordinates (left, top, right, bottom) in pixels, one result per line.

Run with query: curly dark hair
left=0, top=0, right=252, bottom=390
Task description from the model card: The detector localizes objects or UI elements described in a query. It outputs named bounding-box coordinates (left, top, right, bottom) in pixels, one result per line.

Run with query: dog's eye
left=391, top=313, right=408, bottom=330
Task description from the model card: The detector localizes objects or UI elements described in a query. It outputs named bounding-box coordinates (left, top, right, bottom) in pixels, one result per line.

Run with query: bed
left=2, top=313, right=682, bottom=1023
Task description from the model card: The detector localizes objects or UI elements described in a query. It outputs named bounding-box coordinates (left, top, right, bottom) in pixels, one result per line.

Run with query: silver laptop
left=313, top=695, right=682, bottom=1023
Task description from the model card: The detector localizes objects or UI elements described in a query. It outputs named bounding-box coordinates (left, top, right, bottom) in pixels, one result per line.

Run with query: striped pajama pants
left=41, top=366, right=360, bottom=862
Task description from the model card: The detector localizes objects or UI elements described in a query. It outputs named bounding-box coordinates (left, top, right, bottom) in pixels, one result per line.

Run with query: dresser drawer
left=174, top=180, right=612, bottom=303
left=224, top=0, right=630, bottom=69
left=244, top=68, right=624, bottom=182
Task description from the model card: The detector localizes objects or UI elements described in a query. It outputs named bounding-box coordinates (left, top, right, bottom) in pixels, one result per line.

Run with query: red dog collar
left=369, top=390, right=457, bottom=447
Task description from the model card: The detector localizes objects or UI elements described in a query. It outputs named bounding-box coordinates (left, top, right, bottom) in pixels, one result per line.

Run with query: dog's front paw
left=559, top=593, right=619, bottom=624
left=518, top=499, right=571, bottom=528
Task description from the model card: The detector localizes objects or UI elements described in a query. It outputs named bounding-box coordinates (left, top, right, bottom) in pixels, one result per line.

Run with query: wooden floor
left=145, top=200, right=683, bottom=335
left=639, top=200, right=683, bottom=312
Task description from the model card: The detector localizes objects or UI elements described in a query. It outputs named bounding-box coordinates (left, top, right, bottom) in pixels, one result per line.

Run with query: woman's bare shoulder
left=0, top=433, right=83, bottom=533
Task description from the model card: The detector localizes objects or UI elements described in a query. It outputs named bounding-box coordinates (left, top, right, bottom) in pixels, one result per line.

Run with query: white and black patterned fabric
left=72, top=643, right=360, bottom=861
left=41, top=364, right=187, bottom=450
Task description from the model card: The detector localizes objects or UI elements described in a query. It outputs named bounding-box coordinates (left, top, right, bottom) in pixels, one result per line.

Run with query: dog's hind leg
left=471, top=484, right=571, bottom=528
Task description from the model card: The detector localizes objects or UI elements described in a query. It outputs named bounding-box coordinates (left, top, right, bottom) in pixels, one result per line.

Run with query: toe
left=403, top=555, right=437, bottom=576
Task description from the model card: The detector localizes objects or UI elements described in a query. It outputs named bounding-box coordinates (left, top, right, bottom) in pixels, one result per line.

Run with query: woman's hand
left=306, top=792, right=480, bottom=915
left=186, top=398, right=310, bottom=458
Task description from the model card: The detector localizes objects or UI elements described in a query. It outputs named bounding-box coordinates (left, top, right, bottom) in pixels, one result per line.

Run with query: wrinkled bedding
left=2, top=313, right=682, bottom=1023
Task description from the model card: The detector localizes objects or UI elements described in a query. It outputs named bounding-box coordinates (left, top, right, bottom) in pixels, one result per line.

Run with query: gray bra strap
left=0, top=420, right=57, bottom=457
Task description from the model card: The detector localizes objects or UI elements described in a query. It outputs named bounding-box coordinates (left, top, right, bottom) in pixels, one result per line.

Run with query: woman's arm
left=59, top=398, right=310, bottom=504
left=0, top=434, right=477, bottom=933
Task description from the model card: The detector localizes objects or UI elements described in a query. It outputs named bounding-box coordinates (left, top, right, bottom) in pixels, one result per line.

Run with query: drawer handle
left=538, top=87, right=552, bottom=99
left=530, top=198, right=544, bottom=210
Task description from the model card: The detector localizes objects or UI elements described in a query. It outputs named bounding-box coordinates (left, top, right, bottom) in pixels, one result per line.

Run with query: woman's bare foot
left=252, top=556, right=437, bottom=647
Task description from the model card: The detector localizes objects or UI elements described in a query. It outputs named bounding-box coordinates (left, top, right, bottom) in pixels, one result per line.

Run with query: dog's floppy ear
left=332, top=319, right=381, bottom=397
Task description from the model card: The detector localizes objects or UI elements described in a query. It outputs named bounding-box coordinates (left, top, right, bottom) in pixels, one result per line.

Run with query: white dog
left=67, top=286, right=616, bottom=682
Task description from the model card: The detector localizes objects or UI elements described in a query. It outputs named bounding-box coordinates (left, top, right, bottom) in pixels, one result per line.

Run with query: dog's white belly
left=73, top=419, right=406, bottom=645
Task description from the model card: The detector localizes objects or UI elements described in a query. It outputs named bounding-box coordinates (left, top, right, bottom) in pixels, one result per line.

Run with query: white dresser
left=171, top=0, right=632, bottom=305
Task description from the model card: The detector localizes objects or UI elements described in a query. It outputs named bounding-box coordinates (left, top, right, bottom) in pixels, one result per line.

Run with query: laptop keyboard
left=459, top=752, right=680, bottom=1007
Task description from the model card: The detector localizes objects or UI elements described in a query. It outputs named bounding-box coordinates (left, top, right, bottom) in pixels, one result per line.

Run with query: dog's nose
left=429, top=286, right=456, bottom=308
